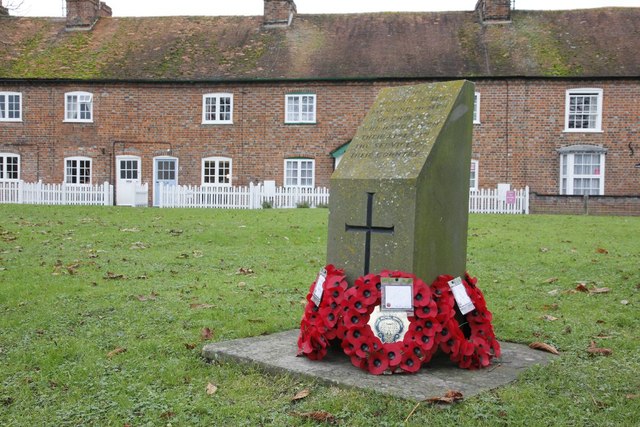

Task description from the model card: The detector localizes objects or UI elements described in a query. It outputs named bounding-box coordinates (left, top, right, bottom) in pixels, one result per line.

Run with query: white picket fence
left=0, top=179, right=528, bottom=214
left=469, top=186, right=529, bottom=214
left=157, top=182, right=330, bottom=209
left=0, top=180, right=113, bottom=206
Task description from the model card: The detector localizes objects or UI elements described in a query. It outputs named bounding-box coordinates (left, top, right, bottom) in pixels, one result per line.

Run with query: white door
left=153, top=157, right=178, bottom=207
left=116, top=156, right=141, bottom=206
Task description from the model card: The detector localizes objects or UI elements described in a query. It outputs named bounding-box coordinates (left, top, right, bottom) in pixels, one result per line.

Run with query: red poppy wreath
left=339, top=270, right=442, bottom=375
left=432, top=273, right=501, bottom=369
left=297, top=265, right=348, bottom=360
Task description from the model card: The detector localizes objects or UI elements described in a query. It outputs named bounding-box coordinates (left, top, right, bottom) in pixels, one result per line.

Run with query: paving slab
left=202, top=329, right=556, bottom=401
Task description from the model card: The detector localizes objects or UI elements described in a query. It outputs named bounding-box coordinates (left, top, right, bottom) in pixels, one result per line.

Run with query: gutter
left=0, top=75, right=639, bottom=86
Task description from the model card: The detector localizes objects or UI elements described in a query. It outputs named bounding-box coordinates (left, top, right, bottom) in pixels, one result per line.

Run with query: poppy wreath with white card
left=339, top=271, right=440, bottom=375
left=297, top=264, right=348, bottom=360
left=433, top=274, right=501, bottom=369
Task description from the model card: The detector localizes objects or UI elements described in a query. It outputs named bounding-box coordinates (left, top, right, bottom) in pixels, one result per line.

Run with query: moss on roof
left=0, top=8, right=638, bottom=81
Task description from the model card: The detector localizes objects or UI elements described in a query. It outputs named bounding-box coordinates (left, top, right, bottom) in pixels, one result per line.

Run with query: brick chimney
left=475, top=0, right=511, bottom=23
left=66, top=0, right=112, bottom=31
left=264, top=0, right=296, bottom=27
left=0, top=0, right=9, bottom=16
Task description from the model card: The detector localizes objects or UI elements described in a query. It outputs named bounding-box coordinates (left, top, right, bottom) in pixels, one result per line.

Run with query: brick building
left=1, top=0, right=639, bottom=213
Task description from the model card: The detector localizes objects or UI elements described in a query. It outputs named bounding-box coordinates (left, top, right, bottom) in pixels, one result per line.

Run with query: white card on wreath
left=448, top=276, right=475, bottom=315
left=381, top=277, right=414, bottom=313
left=311, top=268, right=327, bottom=306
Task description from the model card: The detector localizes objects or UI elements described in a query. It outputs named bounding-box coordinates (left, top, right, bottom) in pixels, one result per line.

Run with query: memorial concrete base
left=202, top=329, right=555, bottom=401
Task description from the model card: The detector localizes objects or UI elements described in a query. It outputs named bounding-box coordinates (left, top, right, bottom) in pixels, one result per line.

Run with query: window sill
left=563, top=128, right=603, bottom=133
left=64, top=120, right=94, bottom=124
left=284, top=122, right=317, bottom=126
left=201, top=121, right=234, bottom=125
left=0, top=119, right=22, bottom=123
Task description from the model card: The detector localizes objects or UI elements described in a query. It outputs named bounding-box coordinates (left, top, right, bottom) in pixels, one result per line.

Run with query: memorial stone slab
left=327, top=81, right=474, bottom=284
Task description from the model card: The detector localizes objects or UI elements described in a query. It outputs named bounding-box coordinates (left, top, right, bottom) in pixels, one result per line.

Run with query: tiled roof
left=0, top=8, right=638, bottom=81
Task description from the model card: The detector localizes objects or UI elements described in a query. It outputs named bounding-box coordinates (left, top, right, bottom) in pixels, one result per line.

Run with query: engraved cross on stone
left=345, top=192, right=395, bottom=275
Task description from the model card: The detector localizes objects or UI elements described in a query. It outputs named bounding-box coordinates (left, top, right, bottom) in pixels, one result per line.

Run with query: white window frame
left=0, top=153, right=20, bottom=181
left=473, top=92, right=480, bottom=124
left=470, top=159, right=479, bottom=190
left=65, top=91, right=93, bottom=123
left=0, top=92, right=22, bottom=122
left=285, top=94, right=316, bottom=124
left=559, top=148, right=606, bottom=195
left=202, top=93, right=234, bottom=124
left=64, top=156, right=92, bottom=185
left=564, top=88, right=603, bottom=132
left=202, top=156, right=232, bottom=186
left=284, top=158, right=315, bottom=188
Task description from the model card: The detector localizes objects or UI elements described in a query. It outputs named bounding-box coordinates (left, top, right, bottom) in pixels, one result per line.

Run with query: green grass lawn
left=0, top=205, right=638, bottom=426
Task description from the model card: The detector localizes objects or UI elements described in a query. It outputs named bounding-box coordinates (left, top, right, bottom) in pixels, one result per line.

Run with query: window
left=202, top=157, right=232, bottom=186
left=559, top=146, right=606, bottom=195
left=473, top=92, right=480, bottom=124
left=0, top=153, right=20, bottom=180
left=285, top=159, right=315, bottom=187
left=65, top=91, right=93, bottom=122
left=0, top=92, right=22, bottom=122
left=565, top=89, right=603, bottom=132
left=65, top=157, right=92, bottom=184
left=470, top=160, right=479, bottom=190
left=285, top=94, right=316, bottom=123
left=202, top=93, right=233, bottom=124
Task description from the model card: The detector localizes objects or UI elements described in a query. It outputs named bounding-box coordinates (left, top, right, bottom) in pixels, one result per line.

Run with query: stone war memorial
left=204, top=81, right=554, bottom=399
left=296, top=80, right=505, bottom=374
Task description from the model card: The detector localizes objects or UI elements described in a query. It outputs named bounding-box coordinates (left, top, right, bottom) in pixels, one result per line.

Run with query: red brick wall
left=66, top=0, right=102, bottom=28
left=476, top=0, right=511, bottom=22
left=530, top=193, right=640, bottom=216
left=264, top=0, right=296, bottom=25
left=1, top=78, right=639, bottom=210
left=472, top=78, right=640, bottom=197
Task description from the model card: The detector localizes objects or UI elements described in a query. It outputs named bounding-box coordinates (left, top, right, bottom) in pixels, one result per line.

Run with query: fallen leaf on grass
left=595, top=248, right=609, bottom=254
left=190, top=303, right=215, bottom=310
left=425, top=390, right=464, bottom=404
left=184, top=343, right=197, bottom=350
left=587, top=341, right=612, bottom=356
left=200, top=327, right=213, bottom=340
left=529, top=342, right=559, bottom=355
left=160, top=411, right=175, bottom=419
left=66, top=263, right=80, bottom=275
left=104, top=272, right=126, bottom=280
left=291, top=411, right=336, bottom=423
left=626, top=394, right=639, bottom=400
left=542, top=315, right=558, bottom=321
left=135, top=292, right=158, bottom=302
left=206, top=382, right=218, bottom=395
left=544, top=277, right=558, bottom=284
left=107, top=347, right=127, bottom=358
left=236, top=267, right=255, bottom=275
left=576, top=283, right=589, bottom=293
left=291, top=389, right=310, bottom=402
left=589, top=286, right=610, bottom=294
left=621, top=300, right=629, bottom=305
